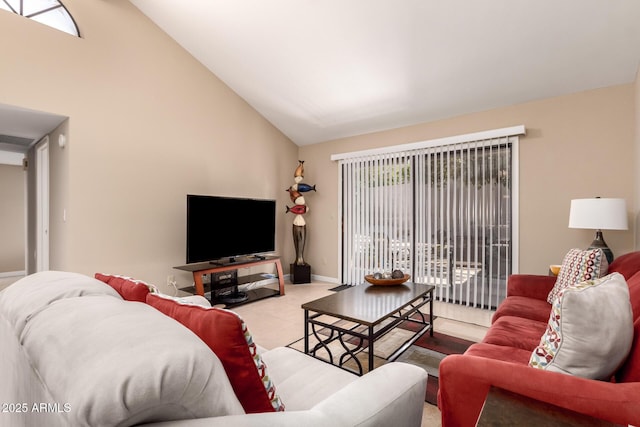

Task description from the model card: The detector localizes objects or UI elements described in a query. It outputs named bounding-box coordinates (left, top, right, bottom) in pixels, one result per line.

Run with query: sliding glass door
left=337, top=130, right=519, bottom=310
left=413, top=141, right=512, bottom=309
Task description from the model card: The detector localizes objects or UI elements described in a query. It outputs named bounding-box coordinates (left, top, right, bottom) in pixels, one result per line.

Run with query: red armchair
left=438, top=251, right=640, bottom=426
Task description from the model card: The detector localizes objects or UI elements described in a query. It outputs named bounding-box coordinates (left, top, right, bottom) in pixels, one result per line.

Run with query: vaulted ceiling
left=130, top=0, right=640, bottom=145
left=2, top=1, right=640, bottom=149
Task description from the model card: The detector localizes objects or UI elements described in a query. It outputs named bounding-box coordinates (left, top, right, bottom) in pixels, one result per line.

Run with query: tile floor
left=0, top=275, right=490, bottom=426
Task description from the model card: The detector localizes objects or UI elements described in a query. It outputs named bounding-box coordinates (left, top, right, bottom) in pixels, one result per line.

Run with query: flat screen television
left=186, top=194, right=276, bottom=264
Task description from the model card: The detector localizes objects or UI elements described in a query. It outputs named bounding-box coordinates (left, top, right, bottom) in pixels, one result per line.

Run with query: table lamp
left=568, top=197, right=628, bottom=264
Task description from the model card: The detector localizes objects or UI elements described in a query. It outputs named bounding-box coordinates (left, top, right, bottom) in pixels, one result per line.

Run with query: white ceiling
left=2, top=2, right=639, bottom=148
left=130, top=0, right=640, bottom=146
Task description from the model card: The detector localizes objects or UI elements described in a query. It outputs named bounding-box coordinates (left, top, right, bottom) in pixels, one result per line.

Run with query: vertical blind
left=334, top=127, right=523, bottom=309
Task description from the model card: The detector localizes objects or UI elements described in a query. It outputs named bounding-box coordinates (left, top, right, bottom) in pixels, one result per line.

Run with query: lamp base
left=588, top=230, right=614, bottom=265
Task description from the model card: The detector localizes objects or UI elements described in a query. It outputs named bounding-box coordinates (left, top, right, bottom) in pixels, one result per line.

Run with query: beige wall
left=0, top=1, right=298, bottom=292
left=300, top=84, right=636, bottom=279
left=0, top=164, right=25, bottom=272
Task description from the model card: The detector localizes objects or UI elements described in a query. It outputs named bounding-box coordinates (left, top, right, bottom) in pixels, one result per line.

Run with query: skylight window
left=1, top=0, right=79, bottom=36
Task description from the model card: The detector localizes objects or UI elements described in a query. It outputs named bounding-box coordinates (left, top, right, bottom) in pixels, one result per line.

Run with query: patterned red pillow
left=146, top=293, right=284, bottom=414
left=547, top=248, right=608, bottom=304
left=94, top=273, right=156, bottom=302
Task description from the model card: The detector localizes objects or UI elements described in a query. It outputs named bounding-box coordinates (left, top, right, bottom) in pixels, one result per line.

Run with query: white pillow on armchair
left=530, top=272, right=633, bottom=380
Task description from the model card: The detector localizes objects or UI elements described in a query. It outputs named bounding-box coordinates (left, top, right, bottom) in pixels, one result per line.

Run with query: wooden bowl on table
left=364, top=274, right=410, bottom=286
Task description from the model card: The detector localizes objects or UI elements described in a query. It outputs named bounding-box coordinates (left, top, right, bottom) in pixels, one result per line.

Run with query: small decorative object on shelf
left=286, top=160, right=317, bottom=284
left=391, top=269, right=405, bottom=279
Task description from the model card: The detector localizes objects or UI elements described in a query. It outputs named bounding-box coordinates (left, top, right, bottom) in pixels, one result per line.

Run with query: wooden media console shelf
left=174, top=256, right=285, bottom=307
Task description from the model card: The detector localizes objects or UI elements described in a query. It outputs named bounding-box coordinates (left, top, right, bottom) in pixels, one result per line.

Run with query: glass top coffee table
left=302, top=282, right=434, bottom=375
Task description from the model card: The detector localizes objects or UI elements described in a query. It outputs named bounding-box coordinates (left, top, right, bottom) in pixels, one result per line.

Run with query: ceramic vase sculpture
left=292, top=224, right=306, bottom=265
left=286, top=160, right=317, bottom=268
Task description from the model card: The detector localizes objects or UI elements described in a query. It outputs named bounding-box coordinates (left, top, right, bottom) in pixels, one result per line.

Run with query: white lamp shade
left=568, top=198, right=628, bottom=230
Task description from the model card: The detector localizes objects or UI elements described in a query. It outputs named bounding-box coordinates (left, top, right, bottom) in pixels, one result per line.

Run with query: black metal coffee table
left=302, top=282, right=434, bottom=375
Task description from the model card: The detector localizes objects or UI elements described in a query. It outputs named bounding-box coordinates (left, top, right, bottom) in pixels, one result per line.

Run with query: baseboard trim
left=311, top=274, right=339, bottom=284
left=283, top=272, right=339, bottom=285
left=0, top=270, right=26, bottom=278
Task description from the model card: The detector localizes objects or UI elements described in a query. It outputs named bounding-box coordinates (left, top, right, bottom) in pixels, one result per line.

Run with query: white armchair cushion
left=20, top=295, right=245, bottom=426
left=261, top=346, right=357, bottom=410
left=0, top=271, right=121, bottom=336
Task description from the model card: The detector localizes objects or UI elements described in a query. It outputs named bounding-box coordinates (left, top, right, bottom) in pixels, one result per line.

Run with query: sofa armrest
left=438, top=354, right=640, bottom=427
left=140, top=362, right=428, bottom=427
left=310, top=362, right=427, bottom=426
left=506, top=274, right=556, bottom=300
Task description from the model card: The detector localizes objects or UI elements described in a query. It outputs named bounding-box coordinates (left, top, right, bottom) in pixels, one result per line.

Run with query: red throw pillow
left=95, top=273, right=155, bottom=302
left=145, top=293, right=284, bottom=413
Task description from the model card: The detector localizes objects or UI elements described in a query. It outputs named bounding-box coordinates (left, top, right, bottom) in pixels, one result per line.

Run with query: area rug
left=397, top=330, right=475, bottom=405
left=288, top=319, right=416, bottom=373
left=287, top=321, right=474, bottom=405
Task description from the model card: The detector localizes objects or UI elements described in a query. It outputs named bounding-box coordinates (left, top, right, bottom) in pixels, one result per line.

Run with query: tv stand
left=208, top=255, right=263, bottom=266
left=217, top=288, right=248, bottom=304
left=174, top=256, right=285, bottom=307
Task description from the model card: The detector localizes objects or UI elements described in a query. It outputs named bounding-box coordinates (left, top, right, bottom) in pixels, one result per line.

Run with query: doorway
left=0, top=103, right=66, bottom=276
left=0, top=154, right=27, bottom=277
left=36, top=137, right=50, bottom=272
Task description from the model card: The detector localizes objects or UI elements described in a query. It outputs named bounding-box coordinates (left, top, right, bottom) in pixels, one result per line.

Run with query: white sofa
left=0, top=271, right=428, bottom=427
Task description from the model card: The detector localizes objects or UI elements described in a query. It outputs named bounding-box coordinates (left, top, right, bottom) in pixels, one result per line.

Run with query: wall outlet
left=167, top=275, right=177, bottom=295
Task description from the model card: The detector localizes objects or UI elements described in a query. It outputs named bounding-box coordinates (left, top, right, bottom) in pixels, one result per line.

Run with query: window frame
left=1, top=0, right=80, bottom=37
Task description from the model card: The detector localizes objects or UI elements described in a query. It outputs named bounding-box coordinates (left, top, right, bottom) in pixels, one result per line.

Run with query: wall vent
left=0, top=135, right=36, bottom=153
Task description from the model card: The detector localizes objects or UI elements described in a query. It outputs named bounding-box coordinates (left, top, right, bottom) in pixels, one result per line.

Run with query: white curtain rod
left=330, top=125, right=526, bottom=162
